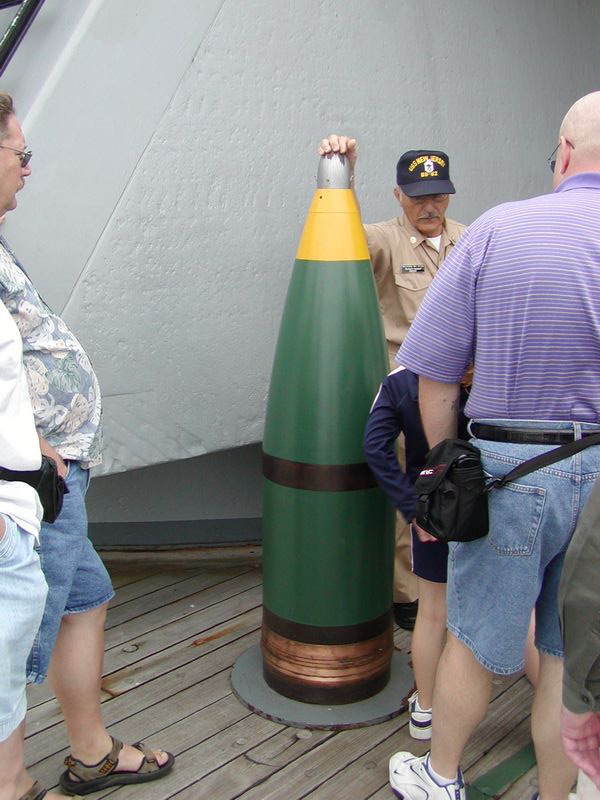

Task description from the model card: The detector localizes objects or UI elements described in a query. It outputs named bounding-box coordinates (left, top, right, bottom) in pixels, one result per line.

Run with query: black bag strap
left=0, top=455, right=52, bottom=483
left=486, top=432, right=600, bottom=491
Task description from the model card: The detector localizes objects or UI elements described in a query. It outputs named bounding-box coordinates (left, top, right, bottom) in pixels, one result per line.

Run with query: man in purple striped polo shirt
left=387, top=92, right=600, bottom=800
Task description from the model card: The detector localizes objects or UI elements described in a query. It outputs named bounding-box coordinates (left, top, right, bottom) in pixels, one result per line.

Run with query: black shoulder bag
left=414, top=434, right=600, bottom=543
left=0, top=455, right=68, bottom=523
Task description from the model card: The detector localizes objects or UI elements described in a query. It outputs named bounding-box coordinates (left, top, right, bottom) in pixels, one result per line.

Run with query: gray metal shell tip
left=317, top=152, right=352, bottom=189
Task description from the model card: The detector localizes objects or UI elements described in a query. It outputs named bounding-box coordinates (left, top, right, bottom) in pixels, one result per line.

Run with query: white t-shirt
left=0, top=301, right=42, bottom=538
left=426, top=235, right=442, bottom=252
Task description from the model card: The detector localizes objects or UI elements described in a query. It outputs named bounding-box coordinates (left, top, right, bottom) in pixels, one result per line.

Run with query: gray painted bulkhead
left=1, top=1, right=599, bottom=546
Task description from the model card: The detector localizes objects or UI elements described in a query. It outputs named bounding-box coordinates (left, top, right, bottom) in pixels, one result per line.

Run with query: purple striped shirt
left=397, top=173, right=600, bottom=422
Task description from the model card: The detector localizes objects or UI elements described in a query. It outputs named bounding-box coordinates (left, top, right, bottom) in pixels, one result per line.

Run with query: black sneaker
left=394, top=600, right=418, bottom=631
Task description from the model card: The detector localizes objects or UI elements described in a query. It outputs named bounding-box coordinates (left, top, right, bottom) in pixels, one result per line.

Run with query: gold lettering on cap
left=409, top=155, right=446, bottom=172
left=408, top=156, right=428, bottom=172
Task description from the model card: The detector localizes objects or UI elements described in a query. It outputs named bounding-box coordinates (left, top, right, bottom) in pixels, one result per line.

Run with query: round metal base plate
left=230, top=644, right=412, bottom=730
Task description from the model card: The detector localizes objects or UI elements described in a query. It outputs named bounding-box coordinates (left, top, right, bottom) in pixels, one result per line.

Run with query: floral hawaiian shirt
left=0, top=238, right=102, bottom=468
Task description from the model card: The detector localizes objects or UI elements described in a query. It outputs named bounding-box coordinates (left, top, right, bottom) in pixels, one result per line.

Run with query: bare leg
left=411, top=578, right=447, bottom=709
left=48, top=606, right=107, bottom=759
left=533, top=652, right=577, bottom=800
left=429, top=632, right=492, bottom=779
left=1, top=722, right=26, bottom=800
left=45, top=605, right=168, bottom=772
left=524, top=611, right=540, bottom=687
left=5, top=722, right=62, bottom=800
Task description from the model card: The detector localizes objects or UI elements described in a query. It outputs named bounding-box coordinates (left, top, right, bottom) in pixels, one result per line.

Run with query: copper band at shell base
left=261, top=618, right=393, bottom=705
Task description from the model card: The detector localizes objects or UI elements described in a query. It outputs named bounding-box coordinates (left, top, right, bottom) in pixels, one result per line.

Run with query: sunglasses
left=0, top=144, right=32, bottom=167
left=548, top=140, right=575, bottom=174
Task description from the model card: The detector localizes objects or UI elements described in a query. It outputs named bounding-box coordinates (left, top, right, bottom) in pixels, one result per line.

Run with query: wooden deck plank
left=28, top=686, right=254, bottom=794
left=106, top=569, right=212, bottom=609
left=25, top=629, right=261, bottom=766
left=104, top=569, right=262, bottom=648
left=107, top=568, right=159, bottom=590
left=104, top=582, right=262, bottom=661
left=500, top=765, right=538, bottom=799
left=26, top=566, right=254, bottom=709
left=104, top=600, right=261, bottom=681
left=233, top=716, right=412, bottom=800
left=26, top=582, right=262, bottom=712
left=99, top=546, right=261, bottom=570
left=96, top=712, right=286, bottom=799
left=367, top=784, right=398, bottom=798
left=105, top=567, right=252, bottom=629
left=301, top=727, right=427, bottom=799
left=105, top=600, right=261, bottom=681
left=170, top=727, right=337, bottom=800
left=333, top=678, right=532, bottom=800
left=104, top=562, right=192, bottom=588
left=27, top=602, right=262, bottom=735
left=294, top=687, right=528, bottom=800
left=464, top=708, right=532, bottom=784
left=23, top=564, right=544, bottom=800
left=464, top=678, right=533, bottom=766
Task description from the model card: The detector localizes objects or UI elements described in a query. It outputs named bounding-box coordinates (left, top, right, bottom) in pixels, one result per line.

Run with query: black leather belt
left=471, top=423, right=600, bottom=445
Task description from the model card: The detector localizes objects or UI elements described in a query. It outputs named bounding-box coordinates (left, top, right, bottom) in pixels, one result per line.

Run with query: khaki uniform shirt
left=364, top=215, right=466, bottom=363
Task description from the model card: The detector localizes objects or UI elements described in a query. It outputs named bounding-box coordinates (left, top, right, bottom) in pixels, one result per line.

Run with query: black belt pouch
left=0, top=455, right=68, bottom=523
left=413, top=439, right=488, bottom=543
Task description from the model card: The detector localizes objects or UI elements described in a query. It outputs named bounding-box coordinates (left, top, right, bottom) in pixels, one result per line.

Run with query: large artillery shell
left=261, top=154, right=394, bottom=704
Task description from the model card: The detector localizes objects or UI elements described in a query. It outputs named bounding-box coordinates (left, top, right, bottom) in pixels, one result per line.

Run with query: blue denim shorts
left=447, top=419, right=600, bottom=675
left=27, top=462, right=114, bottom=685
left=0, top=515, right=47, bottom=740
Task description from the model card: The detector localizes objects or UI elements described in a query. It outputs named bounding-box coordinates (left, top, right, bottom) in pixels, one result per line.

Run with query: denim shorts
left=0, top=515, right=47, bottom=740
left=447, top=419, right=600, bottom=675
left=27, top=462, right=114, bottom=685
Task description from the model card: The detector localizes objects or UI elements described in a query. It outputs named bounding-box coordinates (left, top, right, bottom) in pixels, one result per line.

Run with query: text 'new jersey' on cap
left=396, top=150, right=456, bottom=197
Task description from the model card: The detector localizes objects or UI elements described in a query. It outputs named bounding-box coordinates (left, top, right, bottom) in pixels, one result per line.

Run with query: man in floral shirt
left=0, top=228, right=173, bottom=794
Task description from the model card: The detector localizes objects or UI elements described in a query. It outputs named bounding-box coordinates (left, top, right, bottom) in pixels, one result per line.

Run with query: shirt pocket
left=392, top=263, right=430, bottom=293
left=391, top=264, right=431, bottom=324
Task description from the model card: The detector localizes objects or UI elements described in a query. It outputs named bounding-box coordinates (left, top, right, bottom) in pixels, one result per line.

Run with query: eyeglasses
left=410, top=193, right=449, bottom=205
left=0, top=144, right=32, bottom=167
left=548, top=140, right=575, bottom=174
left=548, top=144, right=559, bottom=173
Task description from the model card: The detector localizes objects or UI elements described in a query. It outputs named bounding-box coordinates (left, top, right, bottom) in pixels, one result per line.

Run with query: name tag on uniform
left=401, top=264, right=425, bottom=273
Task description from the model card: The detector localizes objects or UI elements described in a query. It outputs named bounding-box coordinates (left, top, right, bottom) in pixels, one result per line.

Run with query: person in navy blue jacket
left=364, top=365, right=538, bottom=741
left=364, top=364, right=469, bottom=740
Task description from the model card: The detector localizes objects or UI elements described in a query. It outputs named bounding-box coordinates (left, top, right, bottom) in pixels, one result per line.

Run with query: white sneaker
left=389, top=752, right=465, bottom=800
left=408, top=690, right=433, bottom=740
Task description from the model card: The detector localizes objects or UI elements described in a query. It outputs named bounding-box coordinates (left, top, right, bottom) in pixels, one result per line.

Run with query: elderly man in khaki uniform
left=319, top=135, right=466, bottom=630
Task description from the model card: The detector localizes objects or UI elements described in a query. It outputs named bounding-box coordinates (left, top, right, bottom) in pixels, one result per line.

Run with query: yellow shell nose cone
left=296, top=188, right=369, bottom=261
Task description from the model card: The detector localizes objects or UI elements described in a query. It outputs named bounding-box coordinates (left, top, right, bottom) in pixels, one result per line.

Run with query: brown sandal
left=19, top=782, right=47, bottom=800
left=19, top=779, right=82, bottom=800
left=59, top=735, right=174, bottom=796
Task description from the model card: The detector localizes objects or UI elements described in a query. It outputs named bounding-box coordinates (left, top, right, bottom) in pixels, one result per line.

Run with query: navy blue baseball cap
left=396, top=150, right=455, bottom=196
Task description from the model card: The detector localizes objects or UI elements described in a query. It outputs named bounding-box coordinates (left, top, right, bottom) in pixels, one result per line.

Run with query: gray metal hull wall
left=2, top=0, right=599, bottom=542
